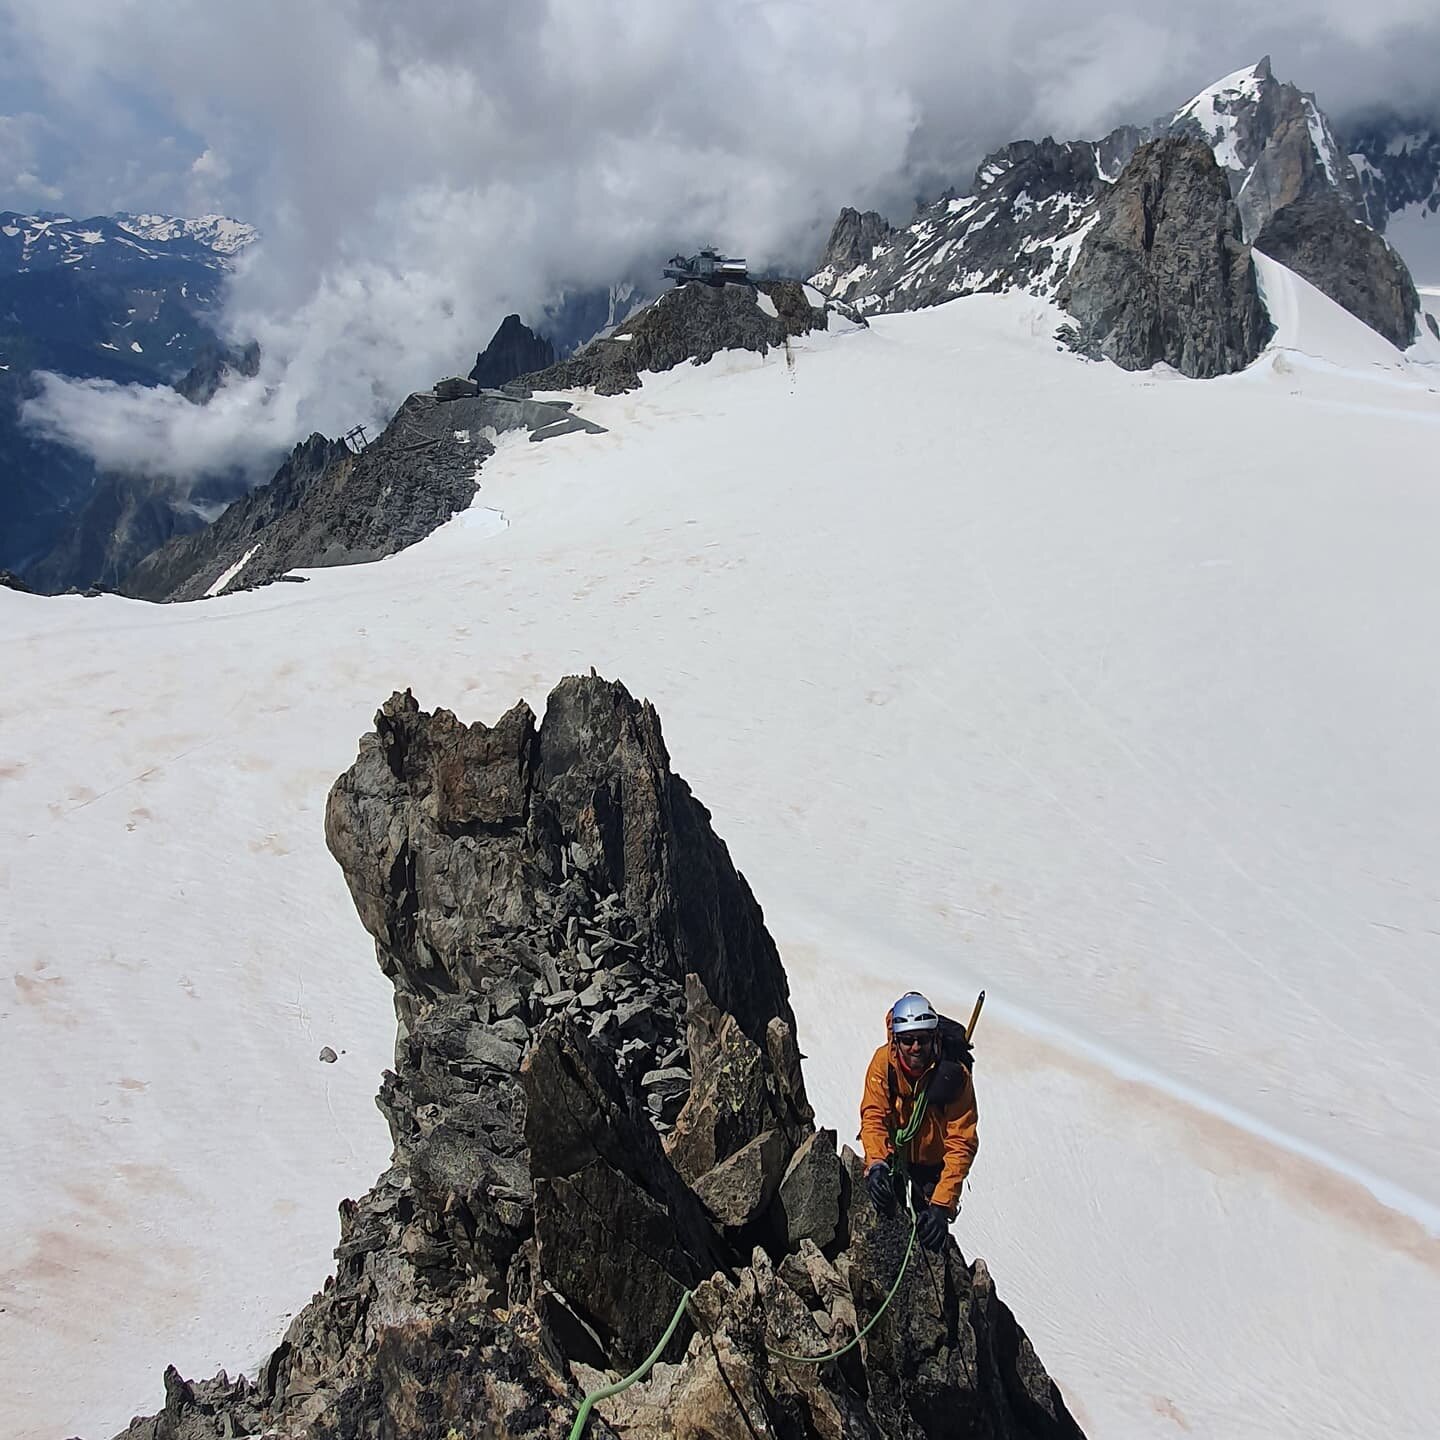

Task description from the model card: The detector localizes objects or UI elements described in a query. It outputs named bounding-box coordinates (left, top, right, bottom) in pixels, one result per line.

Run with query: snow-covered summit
left=1168, top=55, right=1368, bottom=239
left=115, top=212, right=258, bottom=255
left=0, top=210, right=256, bottom=274
left=811, top=58, right=1413, bottom=344
left=1171, top=59, right=1272, bottom=171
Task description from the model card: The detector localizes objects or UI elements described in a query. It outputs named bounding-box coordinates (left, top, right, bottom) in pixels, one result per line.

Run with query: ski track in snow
left=5, top=272, right=1440, bottom=1440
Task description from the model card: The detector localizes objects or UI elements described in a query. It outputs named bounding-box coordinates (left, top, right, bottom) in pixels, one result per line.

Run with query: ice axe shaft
left=965, top=990, right=986, bottom=1040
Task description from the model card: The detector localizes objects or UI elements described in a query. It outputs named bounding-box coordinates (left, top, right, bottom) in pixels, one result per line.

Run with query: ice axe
left=965, top=989, right=985, bottom=1040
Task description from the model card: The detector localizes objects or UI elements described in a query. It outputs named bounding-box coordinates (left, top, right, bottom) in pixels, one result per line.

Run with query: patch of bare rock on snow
left=115, top=676, right=1081, bottom=1440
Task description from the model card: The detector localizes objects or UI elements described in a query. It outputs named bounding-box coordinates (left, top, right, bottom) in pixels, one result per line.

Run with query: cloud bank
left=6, top=0, right=1440, bottom=484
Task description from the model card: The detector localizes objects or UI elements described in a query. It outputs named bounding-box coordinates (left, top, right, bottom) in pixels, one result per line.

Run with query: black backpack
left=888, top=1013, right=974, bottom=1110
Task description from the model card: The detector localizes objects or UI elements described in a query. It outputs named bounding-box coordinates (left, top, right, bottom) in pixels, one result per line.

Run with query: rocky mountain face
left=112, top=281, right=823, bottom=600
left=812, top=141, right=1107, bottom=315
left=470, top=314, right=557, bottom=389
left=23, top=472, right=215, bottom=595
left=519, top=279, right=837, bottom=396
left=0, top=209, right=256, bottom=577
left=173, top=340, right=262, bottom=405
left=1167, top=57, right=1368, bottom=242
left=1256, top=192, right=1420, bottom=348
left=816, top=208, right=895, bottom=278
left=20, top=341, right=266, bottom=593
left=541, top=280, right=661, bottom=357
left=121, top=390, right=606, bottom=602
left=115, top=676, right=1083, bottom=1440
left=120, top=433, right=354, bottom=601
left=811, top=58, right=1423, bottom=362
left=1057, top=138, right=1272, bottom=377
left=1347, top=121, right=1440, bottom=227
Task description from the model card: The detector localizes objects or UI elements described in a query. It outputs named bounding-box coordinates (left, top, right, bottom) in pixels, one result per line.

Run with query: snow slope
left=5, top=272, right=1440, bottom=1440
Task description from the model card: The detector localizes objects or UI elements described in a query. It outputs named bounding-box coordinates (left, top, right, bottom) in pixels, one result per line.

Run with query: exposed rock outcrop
left=1169, top=57, right=1370, bottom=243
left=816, top=207, right=895, bottom=279
left=1256, top=193, right=1419, bottom=348
left=471, top=314, right=557, bottom=389
left=174, top=340, right=261, bottom=405
left=1057, top=137, right=1272, bottom=377
left=814, top=139, right=1109, bottom=313
left=121, top=390, right=604, bottom=602
left=811, top=59, right=1422, bottom=357
left=23, top=471, right=215, bottom=596
left=0, top=568, right=33, bottom=592
left=518, top=279, right=831, bottom=396
left=114, top=676, right=1084, bottom=1440
left=1345, top=119, right=1440, bottom=234
left=119, top=432, right=353, bottom=601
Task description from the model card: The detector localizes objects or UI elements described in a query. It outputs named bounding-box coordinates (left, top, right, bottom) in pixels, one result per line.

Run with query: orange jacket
left=859, top=1042, right=978, bottom=1214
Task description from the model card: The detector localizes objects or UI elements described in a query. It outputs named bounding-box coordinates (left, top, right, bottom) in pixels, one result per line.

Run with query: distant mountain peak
left=114, top=212, right=258, bottom=255
left=811, top=57, right=1416, bottom=348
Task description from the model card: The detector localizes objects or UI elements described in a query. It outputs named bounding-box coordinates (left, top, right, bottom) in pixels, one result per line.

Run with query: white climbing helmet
left=891, top=991, right=940, bottom=1035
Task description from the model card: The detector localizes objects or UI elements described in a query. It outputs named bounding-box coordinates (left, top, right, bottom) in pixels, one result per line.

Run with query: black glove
left=865, top=1161, right=896, bottom=1213
left=915, top=1204, right=950, bottom=1251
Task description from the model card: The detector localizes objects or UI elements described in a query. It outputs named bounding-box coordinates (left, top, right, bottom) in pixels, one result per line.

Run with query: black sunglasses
left=895, top=1034, right=933, bottom=1048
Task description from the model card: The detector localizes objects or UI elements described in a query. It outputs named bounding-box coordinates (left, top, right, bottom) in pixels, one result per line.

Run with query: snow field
left=5, top=275, right=1440, bottom=1439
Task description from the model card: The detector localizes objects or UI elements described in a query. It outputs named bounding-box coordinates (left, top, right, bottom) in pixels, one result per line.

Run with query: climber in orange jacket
left=860, top=990, right=978, bottom=1251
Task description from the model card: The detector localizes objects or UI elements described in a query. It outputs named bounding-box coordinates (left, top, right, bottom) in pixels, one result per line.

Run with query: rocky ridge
left=174, top=340, right=262, bottom=406
left=812, top=140, right=1109, bottom=315
left=470, top=314, right=557, bottom=390
left=517, top=279, right=842, bottom=396
left=1255, top=192, right=1420, bottom=348
left=115, top=676, right=1083, bottom=1440
left=811, top=58, right=1423, bottom=358
left=1056, top=137, right=1272, bottom=377
left=1347, top=121, right=1440, bottom=231
left=1, top=210, right=246, bottom=579
left=120, top=389, right=606, bottom=602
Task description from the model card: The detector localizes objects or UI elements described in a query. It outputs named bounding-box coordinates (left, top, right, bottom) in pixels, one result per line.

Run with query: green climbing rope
left=894, top=1087, right=928, bottom=1147
left=569, top=1087, right=932, bottom=1425
left=568, top=1287, right=694, bottom=1440
left=766, top=1207, right=918, bottom=1365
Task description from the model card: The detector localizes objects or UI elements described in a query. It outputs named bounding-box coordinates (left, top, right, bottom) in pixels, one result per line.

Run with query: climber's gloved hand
left=865, top=1160, right=896, bottom=1213
left=915, top=1204, right=951, bottom=1252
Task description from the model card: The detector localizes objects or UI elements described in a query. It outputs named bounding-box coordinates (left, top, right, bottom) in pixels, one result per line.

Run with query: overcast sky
left=5, top=0, right=1438, bottom=481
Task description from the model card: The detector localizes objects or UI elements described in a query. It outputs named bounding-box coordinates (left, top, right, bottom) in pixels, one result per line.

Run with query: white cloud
left=5, top=0, right=1440, bottom=487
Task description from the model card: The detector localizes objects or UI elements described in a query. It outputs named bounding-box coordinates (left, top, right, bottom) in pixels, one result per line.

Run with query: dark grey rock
left=517, top=278, right=827, bottom=396
left=1256, top=192, right=1419, bottom=348
left=816, top=206, right=895, bottom=277
left=665, top=975, right=782, bottom=1185
left=317, top=1046, right=337, bottom=1064
left=815, top=138, right=1108, bottom=313
left=776, top=1127, right=842, bottom=1249
left=174, top=340, right=261, bottom=406
left=1057, top=137, right=1272, bottom=377
left=470, top=312, right=556, bottom=389
left=114, top=678, right=1083, bottom=1440
left=812, top=58, right=1417, bottom=359
left=692, top=1128, right=789, bottom=1229
left=121, top=391, right=603, bottom=603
